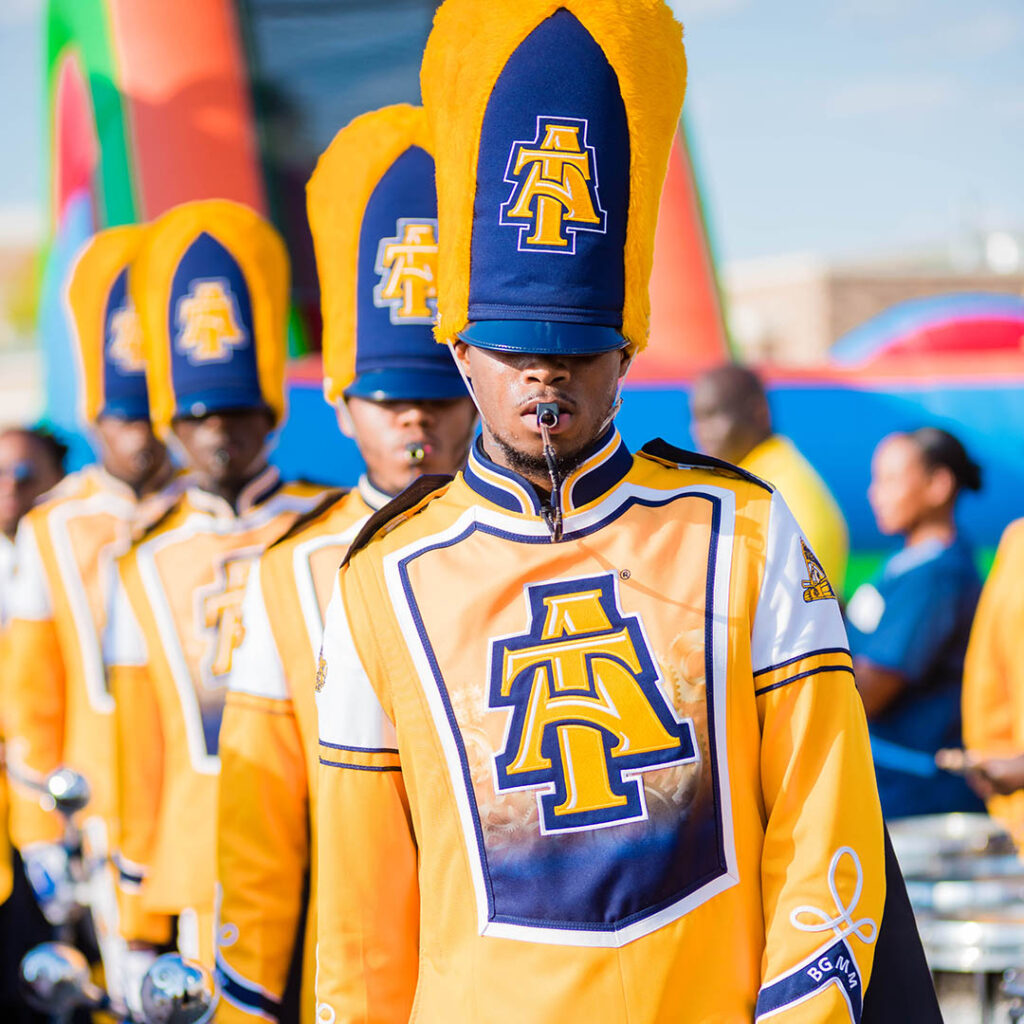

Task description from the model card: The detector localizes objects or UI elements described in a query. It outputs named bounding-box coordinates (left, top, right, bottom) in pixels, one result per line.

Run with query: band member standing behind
left=215, top=104, right=475, bottom=1024
left=845, top=428, right=984, bottom=819
left=960, top=515, right=1024, bottom=839
left=102, top=201, right=329, bottom=1013
left=4, top=228, right=184, bottom=983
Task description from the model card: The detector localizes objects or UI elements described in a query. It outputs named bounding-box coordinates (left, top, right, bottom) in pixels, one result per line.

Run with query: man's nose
left=396, top=403, right=433, bottom=427
left=522, top=356, right=570, bottom=385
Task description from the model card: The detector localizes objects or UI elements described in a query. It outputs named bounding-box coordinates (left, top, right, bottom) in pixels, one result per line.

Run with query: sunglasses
left=0, top=460, right=37, bottom=485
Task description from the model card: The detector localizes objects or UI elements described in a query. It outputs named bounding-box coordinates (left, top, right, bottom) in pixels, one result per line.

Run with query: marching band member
left=214, top=104, right=474, bottom=1023
left=312, top=2, right=918, bottom=1020
left=961, top=516, right=1024, bottom=836
left=0, top=424, right=66, bottom=1021
left=4, top=228, right=183, bottom=966
left=103, top=201, right=328, bottom=1008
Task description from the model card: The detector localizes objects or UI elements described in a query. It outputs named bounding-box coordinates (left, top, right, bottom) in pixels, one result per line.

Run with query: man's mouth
left=519, top=397, right=576, bottom=435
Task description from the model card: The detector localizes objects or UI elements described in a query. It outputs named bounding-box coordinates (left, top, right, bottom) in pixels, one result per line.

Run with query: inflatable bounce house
left=38, top=0, right=1023, bottom=591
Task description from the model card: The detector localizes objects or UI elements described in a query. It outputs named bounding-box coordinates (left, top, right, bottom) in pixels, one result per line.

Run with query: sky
left=0, top=0, right=1022, bottom=264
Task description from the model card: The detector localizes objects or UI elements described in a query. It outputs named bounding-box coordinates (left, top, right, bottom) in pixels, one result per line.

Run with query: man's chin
left=491, top=432, right=590, bottom=481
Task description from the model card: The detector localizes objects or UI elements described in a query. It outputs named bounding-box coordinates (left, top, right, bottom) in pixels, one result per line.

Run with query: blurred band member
left=0, top=424, right=65, bottom=1023
left=215, top=104, right=474, bottom=1024
left=4, top=228, right=183, bottom=994
left=961, top=514, right=1024, bottom=838
left=690, top=363, right=849, bottom=593
left=102, top=201, right=330, bottom=1014
left=846, top=428, right=983, bottom=819
left=0, top=427, right=66, bottom=547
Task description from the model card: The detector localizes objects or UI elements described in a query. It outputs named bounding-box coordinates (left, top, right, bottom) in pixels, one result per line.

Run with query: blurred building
left=725, top=233, right=1024, bottom=364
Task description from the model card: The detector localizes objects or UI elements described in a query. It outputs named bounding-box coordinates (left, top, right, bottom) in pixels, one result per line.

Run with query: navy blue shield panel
left=167, top=231, right=263, bottom=418
left=350, top=145, right=465, bottom=401
left=467, top=9, right=630, bottom=346
left=101, top=267, right=150, bottom=419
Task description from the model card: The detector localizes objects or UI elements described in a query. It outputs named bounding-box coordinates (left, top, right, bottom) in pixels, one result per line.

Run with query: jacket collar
left=189, top=463, right=282, bottom=519
left=463, top=427, right=632, bottom=517
left=357, top=474, right=393, bottom=513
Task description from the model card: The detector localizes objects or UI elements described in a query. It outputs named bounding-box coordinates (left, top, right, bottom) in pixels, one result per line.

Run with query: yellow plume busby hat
left=308, top=103, right=466, bottom=404
left=65, top=225, right=150, bottom=423
left=421, top=0, right=686, bottom=356
left=130, top=199, right=289, bottom=434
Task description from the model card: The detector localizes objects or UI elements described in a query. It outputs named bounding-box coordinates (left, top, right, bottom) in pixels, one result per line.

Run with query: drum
left=890, top=814, right=1024, bottom=1024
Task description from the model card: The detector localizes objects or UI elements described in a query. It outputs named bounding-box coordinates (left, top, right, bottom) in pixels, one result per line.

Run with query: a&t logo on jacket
left=373, top=218, right=439, bottom=324
left=500, top=116, right=607, bottom=254
left=488, top=574, right=697, bottom=834
left=175, top=278, right=249, bottom=363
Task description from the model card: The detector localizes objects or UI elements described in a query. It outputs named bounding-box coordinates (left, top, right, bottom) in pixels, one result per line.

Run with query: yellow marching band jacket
left=0, top=2, right=909, bottom=1024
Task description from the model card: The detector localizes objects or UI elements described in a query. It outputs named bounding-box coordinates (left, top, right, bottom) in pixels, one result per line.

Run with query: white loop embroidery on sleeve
left=789, top=846, right=878, bottom=945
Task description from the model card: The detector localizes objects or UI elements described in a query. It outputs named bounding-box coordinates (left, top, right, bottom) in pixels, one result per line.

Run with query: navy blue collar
left=463, top=427, right=632, bottom=516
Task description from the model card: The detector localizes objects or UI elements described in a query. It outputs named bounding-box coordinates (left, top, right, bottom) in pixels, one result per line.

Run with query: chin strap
left=536, top=403, right=563, bottom=543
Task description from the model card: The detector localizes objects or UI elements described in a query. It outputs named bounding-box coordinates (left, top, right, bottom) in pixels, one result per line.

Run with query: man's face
left=689, top=377, right=768, bottom=465
left=171, top=408, right=273, bottom=492
left=453, top=342, right=629, bottom=483
left=94, top=416, right=169, bottom=494
left=0, top=433, right=63, bottom=538
left=343, top=396, right=477, bottom=496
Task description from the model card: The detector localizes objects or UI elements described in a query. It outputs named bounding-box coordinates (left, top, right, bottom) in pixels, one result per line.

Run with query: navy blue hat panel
left=101, top=267, right=150, bottom=419
left=168, top=231, right=263, bottom=417
left=469, top=9, right=630, bottom=327
left=356, top=145, right=457, bottom=389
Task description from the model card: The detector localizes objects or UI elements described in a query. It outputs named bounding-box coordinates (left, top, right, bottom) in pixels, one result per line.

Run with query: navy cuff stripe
left=319, top=739, right=399, bottom=754
left=753, top=647, right=851, bottom=678
left=319, top=757, right=402, bottom=772
left=755, top=664, right=855, bottom=697
left=215, top=963, right=281, bottom=1019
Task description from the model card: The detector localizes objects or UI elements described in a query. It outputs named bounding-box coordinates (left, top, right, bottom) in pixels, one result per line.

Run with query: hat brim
left=458, top=320, right=626, bottom=355
left=344, top=367, right=469, bottom=402
left=171, top=386, right=274, bottom=421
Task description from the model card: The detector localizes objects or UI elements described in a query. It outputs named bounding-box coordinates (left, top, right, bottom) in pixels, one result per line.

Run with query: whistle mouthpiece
left=536, top=402, right=561, bottom=429
left=405, top=442, right=429, bottom=463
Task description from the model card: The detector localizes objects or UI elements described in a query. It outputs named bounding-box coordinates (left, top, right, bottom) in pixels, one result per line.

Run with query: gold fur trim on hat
left=306, top=103, right=434, bottom=404
left=421, top=0, right=686, bottom=355
left=65, top=225, right=147, bottom=423
left=130, top=199, right=289, bottom=434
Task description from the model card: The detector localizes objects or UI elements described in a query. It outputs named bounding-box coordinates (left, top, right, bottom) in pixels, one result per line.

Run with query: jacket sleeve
left=314, top=572, right=419, bottom=1024
left=4, top=518, right=65, bottom=849
left=105, top=567, right=172, bottom=947
left=752, top=493, right=886, bottom=1023
left=216, top=563, right=308, bottom=1023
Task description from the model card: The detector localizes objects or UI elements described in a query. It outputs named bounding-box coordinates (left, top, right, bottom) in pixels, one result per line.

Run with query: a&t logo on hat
left=500, top=116, right=606, bottom=255
left=175, top=278, right=249, bottom=364
left=373, top=217, right=439, bottom=324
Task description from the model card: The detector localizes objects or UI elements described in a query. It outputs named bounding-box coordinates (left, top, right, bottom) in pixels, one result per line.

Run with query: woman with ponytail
left=846, top=426, right=985, bottom=819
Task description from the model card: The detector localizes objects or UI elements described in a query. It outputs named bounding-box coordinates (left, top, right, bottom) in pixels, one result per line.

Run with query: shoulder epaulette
left=342, top=474, right=453, bottom=567
left=268, top=488, right=350, bottom=550
left=638, top=438, right=773, bottom=493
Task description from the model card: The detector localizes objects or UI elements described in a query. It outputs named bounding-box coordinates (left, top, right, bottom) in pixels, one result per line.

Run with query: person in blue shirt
left=846, top=426, right=984, bottom=819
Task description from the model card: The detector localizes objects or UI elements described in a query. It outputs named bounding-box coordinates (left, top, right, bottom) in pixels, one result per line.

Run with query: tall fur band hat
left=421, top=0, right=687, bottom=356
left=66, top=225, right=151, bottom=423
left=130, top=199, right=290, bottom=434
left=307, top=103, right=466, bottom=404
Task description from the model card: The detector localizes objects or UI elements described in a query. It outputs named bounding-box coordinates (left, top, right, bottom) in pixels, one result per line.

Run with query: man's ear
left=452, top=339, right=473, bottom=376
left=618, top=349, right=633, bottom=380
left=334, top=400, right=356, bottom=439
